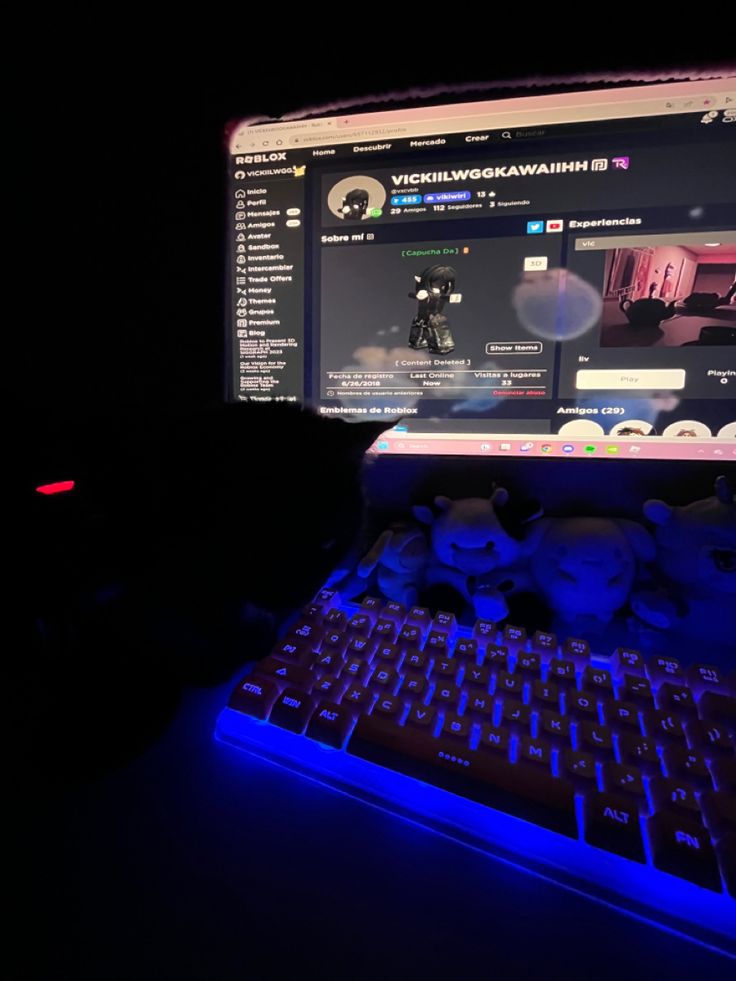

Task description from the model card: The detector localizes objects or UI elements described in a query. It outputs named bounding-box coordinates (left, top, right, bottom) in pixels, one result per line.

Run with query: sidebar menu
left=229, top=162, right=305, bottom=400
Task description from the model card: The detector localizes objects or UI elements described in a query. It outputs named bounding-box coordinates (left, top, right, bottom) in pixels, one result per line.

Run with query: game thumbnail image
left=600, top=242, right=736, bottom=348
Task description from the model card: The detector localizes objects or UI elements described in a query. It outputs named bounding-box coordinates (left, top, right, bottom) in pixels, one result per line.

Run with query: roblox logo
left=235, top=153, right=287, bottom=164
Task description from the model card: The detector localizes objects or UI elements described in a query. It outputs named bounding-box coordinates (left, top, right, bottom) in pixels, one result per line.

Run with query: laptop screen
left=225, top=78, right=736, bottom=461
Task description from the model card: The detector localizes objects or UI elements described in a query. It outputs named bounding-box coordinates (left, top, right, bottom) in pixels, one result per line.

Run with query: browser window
left=226, top=79, right=736, bottom=460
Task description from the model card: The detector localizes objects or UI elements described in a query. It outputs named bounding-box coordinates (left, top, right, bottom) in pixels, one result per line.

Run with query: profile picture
left=327, top=175, right=386, bottom=221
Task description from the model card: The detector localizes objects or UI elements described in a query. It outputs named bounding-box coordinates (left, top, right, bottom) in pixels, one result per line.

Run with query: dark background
left=18, top=41, right=736, bottom=979
left=24, top=48, right=736, bottom=424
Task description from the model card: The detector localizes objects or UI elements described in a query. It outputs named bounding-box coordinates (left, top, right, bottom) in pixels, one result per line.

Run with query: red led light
left=35, top=480, right=75, bottom=495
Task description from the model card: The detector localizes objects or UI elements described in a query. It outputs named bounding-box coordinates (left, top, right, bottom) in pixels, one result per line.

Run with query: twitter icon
left=526, top=220, right=544, bottom=234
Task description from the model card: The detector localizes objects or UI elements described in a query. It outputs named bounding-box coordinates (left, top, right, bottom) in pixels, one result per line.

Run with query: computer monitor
left=225, top=77, right=736, bottom=462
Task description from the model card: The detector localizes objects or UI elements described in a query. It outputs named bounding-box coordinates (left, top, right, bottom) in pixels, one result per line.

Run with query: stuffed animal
left=631, top=476, right=736, bottom=644
left=412, top=487, right=542, bottom=621
left=528, top=516, right=656, bottom=632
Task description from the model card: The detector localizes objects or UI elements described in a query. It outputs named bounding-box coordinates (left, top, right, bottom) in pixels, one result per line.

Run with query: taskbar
left=370, top=433, right=736, bottom=460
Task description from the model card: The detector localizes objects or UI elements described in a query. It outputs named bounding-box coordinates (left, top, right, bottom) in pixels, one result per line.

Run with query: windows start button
left=575, top=369, right=686, bottom=390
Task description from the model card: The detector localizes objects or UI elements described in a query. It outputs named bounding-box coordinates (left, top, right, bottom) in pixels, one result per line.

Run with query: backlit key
left=602, top=762, right=646, bottom=802
left=649, top=777, right=701, bottom=818
left=578, top=722, right=614, bottom=758
left=442, top=712, right=471, bottom=741
left=372, top=618, right=398, bottom=642
left=374, top=642, right=401, bottom=665
left=324, top=609, right=347, bottom=630
left=306, top=700, right=354, bottom=748
left=269, top=688, right=315, bottom=733
left=686, top=663, right=728, bottom=696
left=430, top=657, right=456, bottom=679
left=563, top=637, right=590, bottom=665
left=644, top=710, right=686, bottom=743
left=425, top=630, right=449, bottom=654
left=495, top=670, right=524, bottom=701
left=531, top=679, right=560, bottom=710
left=473, top=619, right=497, bottom=646
left=381, top=600, right=407, bottom=624
left=431, top=683, right=461, bottom=709
left=405, top=704, right=436, bottom=730
left=453, top=637, right=477, bottom=661
left=656, top=683, right=696, bottom=717
left=532, top=631, right=557, bottom=655
left=618, top=735, right=660, bottom=774
left=321, top=630, right=348, bottom=656
left=548, top=659, right=576, bottom=687
left=343, top=684, right=372, bottom=710
left=647, top=812, right=721, bottom=890
left=540, top=710, right=570, bottom=744
left=501, top=702, right=532, bottom=734
left=360, top=596, right=383, bottom=618
left=314, top=588, right=340, bottom=609
left=581, top=665, right=613, bottom=696
left=515, top=653, right=542, bottom=677
left=661, top=745, right=712, bottom=788
left=400, top=675, right=428, bottom=699
left=346, top=613, right=372, bottom=636
left=288, top=621, right=324, bottom=650
left=603, top=700, right=641, bottom=735
left=346, top=635, right=377, bottom=660
left=432, top=611, right=457, bottom=637
left=484, top=644, right=509, bottom=672
left=480, top=725, right=510, bottom=755
left=613, top=647, right=645, bottom=677
left=566, top=691, right=598, bottom=722
left=464, top=664, right=491, bottom=690
left=407, top=606, right=432, bottom=631
left=622, top=674, right=654, bottom=707
left=370, top=666, right=399, bottom=692
left=646, top=655, right=684, bottom=685
left=465, top=692, right=494, bottom=721
left=255, top=657, right=312, bottom=690
left=312, top=675, right=347, bottom=701
left=519, top=736, right=551, bottom=770
left=698, top=691, right=736, bottom=726
left=373, top=693, right=404, bottom=720
left=584, top=792, right=645, bottom=861
left=272, top=638, right=311, bottom=665
left=229, top=676, right=279, bottom=719
left=503, top=624, right=526, bottom=645
left=563, top=750, right=597, bottom=788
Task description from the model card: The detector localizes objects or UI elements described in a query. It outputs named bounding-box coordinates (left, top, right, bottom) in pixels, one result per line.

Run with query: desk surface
left=37, top=683, right=732, bottom=980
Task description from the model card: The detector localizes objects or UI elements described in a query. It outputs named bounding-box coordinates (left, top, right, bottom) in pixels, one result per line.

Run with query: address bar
left=287, top=95, right=732, bottom=147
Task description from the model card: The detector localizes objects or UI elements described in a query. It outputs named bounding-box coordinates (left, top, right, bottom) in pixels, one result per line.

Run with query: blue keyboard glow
left=216, top=589, right=736, bottom=956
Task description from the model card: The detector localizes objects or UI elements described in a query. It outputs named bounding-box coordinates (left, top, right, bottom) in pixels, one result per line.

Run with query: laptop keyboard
left=216, top=588, right=736, bottom=955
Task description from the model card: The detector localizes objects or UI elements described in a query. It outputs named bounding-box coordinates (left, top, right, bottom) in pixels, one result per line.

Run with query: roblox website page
left=226, top=90, right=736, bottom=459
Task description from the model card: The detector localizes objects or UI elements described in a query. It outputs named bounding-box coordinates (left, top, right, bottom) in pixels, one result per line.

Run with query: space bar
left=347, top=715, right=577, bottom=837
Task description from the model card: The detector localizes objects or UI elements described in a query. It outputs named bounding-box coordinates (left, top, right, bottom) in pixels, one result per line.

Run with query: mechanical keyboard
left=216, top=588, right=736, bottom=956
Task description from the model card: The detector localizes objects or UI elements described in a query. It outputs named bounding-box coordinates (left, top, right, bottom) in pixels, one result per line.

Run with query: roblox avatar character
left=408, top=265, right=461, bottom=355
left=340, top=188, right=370, bottom=220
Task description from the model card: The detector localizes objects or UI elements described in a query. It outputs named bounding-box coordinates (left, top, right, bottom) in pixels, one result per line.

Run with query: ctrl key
left=647, top=812, right=722, bottom=891
left=584, top=792, right=646, bottom=862
left=229, top=677, right=280, bottom=720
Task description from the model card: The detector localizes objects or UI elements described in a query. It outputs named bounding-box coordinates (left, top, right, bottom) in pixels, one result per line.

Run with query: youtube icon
left=546, top=219, right=564, bottom=232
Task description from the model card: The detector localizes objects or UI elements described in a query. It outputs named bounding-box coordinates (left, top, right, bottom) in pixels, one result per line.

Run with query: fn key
left=647, top=812, right=722, bottom=891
